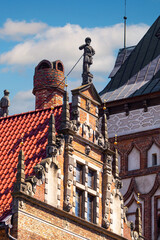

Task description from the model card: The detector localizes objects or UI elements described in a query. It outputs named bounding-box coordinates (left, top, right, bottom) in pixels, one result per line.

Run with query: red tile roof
left=0, top=106, right=62, bottom=220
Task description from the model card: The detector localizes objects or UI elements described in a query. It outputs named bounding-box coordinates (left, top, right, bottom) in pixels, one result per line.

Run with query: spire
left=101, top=113, right=108, bottom=145
left=112, top=148, right=120, bottom=179
left=135, top=206, right=142, bottom=237
left=48, top=113, right=56, bottom=146
left=13, top=149, right=26, bottom=193
left=16, top=149, right=25, bottom=183
left=112, top=135, right=120, bottom=179
left=46, top=113, right=57, bottom=157
left=60, top=91, right=70, bottom=130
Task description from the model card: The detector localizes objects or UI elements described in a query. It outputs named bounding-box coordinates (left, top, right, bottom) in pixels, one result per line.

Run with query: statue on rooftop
left=79, top=37, right=95, bottom=85
left=0, top=90, right=10, bottom=117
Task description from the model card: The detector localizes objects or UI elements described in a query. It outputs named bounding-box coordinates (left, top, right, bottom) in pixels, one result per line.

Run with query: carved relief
left=85, top=145, right=91, bottom=155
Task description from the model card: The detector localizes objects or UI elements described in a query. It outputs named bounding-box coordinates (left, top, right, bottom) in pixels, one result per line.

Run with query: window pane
left=75, top=189, right=83, bottom=217
left=87, top=194, right=94, bottom=222
left=152, top=153, right=157, bottom=166
left=88, top=169, right=93, bottom=188
left=76, top=163, right=83, bottom=183
left=75, top=190, right=80, bottom=217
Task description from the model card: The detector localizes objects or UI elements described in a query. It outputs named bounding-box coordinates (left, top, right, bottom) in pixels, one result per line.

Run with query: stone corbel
left=64, top=195, right=72, bottom=212
left=124, top=103, right=129, bottom=116
left=143, top=100, right=148, bottom=112
left=102, top=215, right=110, bottom=229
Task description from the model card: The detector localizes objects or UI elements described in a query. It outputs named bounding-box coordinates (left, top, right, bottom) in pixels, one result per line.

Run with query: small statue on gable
left=0, top=90, right=10, bottom=117
left=79, top=37, right=95, bottom=85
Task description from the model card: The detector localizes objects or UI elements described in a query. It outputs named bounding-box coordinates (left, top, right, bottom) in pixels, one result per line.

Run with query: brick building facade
left=100, top=16, right=160, bottom=240
left=0, top=56, right=141, bottom=239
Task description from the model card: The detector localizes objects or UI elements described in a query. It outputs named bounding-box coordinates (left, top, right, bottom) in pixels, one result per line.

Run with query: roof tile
left=0, top=106, right=62, bottom=220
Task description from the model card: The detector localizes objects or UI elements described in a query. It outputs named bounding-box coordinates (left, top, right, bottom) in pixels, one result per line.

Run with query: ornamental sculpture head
left=79, top=37, right=95, bottom=85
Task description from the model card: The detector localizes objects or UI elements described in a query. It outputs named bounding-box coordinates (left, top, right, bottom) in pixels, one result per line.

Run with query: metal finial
left=114, top=134, right=118, bottom=145
left=137, top=193, right=140, bottom=205
left=103, top=99, right=107, bottom=110
left=65, top=76, right=68, bottom=90
left=20, top=133, right=24, bottom=146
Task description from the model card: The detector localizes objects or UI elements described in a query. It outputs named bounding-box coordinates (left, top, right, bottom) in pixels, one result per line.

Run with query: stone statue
left=79, top=37, right=95, bottom=85
left=0, top=90, right=10, bottom=117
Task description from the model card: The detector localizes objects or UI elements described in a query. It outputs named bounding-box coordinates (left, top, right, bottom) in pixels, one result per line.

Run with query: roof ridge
left=0, top=105, right=63, bottom=121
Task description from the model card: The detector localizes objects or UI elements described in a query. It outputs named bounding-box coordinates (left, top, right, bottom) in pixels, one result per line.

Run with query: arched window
left=147, top=143, right=160, bottom=167
left=128, top=147, right=140, bottom=171
left=57, top=62, right=63, bottom=72
left=38, top=62, right=50, bottom=70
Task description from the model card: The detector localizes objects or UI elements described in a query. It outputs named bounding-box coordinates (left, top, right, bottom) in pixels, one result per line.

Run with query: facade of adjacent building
left=100, top=16, right=160, bottom=240
left=0, top=57, right=140, bottom=239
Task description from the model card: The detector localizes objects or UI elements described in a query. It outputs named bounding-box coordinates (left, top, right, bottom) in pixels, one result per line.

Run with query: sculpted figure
left=0, top=90, right=10, bottom=117
left=79, top=37, right=95, bottom=75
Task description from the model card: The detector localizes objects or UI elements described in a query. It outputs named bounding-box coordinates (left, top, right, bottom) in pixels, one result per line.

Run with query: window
left=152, top=153, right=157, bottom=166
left=128, top=147, right=140, bottom=171
left=76, top=163, right=83, bottom=184
left=87, top=194, right=95, bottom=223
left=75, top=189, right=83, bottom=218
left=74, top=159, right=99, bottom=224
left=88, top=169, right=95, bottom=189
left=38, top=62, right=50, bottom=70
left=57, top=62, right=63, bottom=72
left=148, top=143, right=160, bottom=167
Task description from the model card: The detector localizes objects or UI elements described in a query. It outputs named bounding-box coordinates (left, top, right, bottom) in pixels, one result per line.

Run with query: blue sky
left=0, top=0, right=159, bottom=115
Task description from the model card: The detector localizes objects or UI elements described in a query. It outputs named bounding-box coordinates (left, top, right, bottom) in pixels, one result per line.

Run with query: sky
left=0, top=0, right=159, bottom=115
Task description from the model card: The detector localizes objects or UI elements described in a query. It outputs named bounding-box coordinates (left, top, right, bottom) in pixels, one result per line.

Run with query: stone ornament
left=0, top=89, right=10, bottom=117
left=85, top=145, right=91, bottom=155
left=79, top=37, right=95, bottom=85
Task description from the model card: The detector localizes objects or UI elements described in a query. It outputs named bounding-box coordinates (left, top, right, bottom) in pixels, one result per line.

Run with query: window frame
left=75, top=188, right=84, bottom=218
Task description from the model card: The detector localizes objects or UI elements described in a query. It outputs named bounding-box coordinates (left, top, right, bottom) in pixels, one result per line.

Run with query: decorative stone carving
left=71, top=119, right=80, bottom=132
left=86, top=99, right=91, bottom=111
left=103, top=215, right=110, bottom=229
left=115, top=179, right=122, bottom=189
left=85, top=145, right=91, bottom=155
left=64, top=196, right=72, bottom=212
left=34, top=164, right=45, bottom=185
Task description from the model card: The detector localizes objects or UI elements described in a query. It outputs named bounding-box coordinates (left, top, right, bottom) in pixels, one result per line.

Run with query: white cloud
left=0, top=20, right=149, bottom=114
left=0, top=19, right=48, bottom=40
left=0, top=20, right=149, bottom=76
left=9, top=90, right=35, bottom=115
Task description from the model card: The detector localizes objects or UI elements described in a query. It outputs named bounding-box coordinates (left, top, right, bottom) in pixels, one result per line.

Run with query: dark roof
left=100, top=16, right=160, bottom=102
left=109, top=46, right=135, bottom=78
left=0, top=106, right=62, bottom=220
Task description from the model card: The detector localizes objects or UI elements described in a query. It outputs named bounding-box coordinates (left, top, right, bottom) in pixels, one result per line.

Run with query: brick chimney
left=33, top=60, right=65, bottom=110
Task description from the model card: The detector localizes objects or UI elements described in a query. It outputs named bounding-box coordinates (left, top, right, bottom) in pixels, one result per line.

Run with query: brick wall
left=11, top=195, right=128, bottom=240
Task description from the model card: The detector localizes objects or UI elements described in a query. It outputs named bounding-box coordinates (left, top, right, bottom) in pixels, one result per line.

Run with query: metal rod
left=124, top=0, right=127, bottom=48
